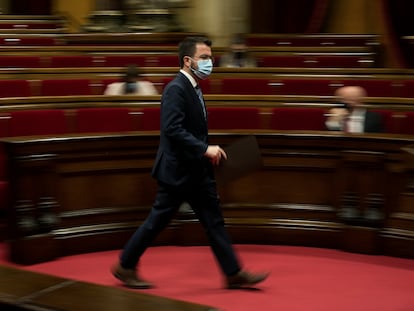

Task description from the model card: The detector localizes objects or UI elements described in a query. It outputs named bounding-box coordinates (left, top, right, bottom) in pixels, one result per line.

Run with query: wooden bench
left=0, top=16, right=67, bottom=34
left=0, top=31, right=378, bottom=47
left=3, top=66, right=414, bottom=80
left=0, top=31, right=384, bottom=69
left=4, top=75, right=414, bottom=97
left=0, top=50, right=376, bottom=68
left=245, top=33, right=381, bottom=47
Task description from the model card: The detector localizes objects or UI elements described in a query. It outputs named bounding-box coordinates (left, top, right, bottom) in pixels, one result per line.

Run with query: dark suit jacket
left=151, top=72, right=211, bottom=186
left=364, top=110, right=384, bottom=133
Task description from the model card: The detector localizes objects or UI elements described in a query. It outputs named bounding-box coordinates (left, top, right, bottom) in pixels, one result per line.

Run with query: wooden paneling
left=2, top=132, right=414, bottom=264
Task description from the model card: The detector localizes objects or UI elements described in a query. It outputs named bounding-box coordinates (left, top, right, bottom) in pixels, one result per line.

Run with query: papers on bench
left=215, top=135, right=263, bottom=183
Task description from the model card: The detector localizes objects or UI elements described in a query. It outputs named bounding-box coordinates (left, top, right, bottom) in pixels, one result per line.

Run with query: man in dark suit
left=112, top=36, right=269, bottom=290
left=325, top=86, right=384, bottom=133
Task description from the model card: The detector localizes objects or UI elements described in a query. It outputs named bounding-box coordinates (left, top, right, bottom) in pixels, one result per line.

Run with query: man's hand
left=204, top=145, right=227, bottom=166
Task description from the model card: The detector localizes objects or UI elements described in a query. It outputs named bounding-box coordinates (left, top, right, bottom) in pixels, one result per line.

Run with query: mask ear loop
left=187, top=57, right=197, bottom=70
left=187, top=57, right=200, bottom=79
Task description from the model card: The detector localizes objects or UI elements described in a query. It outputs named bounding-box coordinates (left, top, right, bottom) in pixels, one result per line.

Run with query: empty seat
left=315, top=55, right=375, bottom=68
left=342, top=79, right=396, bottom=97
left=40, top=79, right=93, bottom=96
left=49, top=55, right=99, bottom=67
left=0, top=22, right=62, bottom=30
left=220, top=78, right=274, bottom=95
left=399, top=80, right=414, bottom=98
left=0, top=113, right=10, bottom=138
left=146, top=55, right=178, bottom=67
left=258, top=55, right=374, bottom=68
left=104, top=55, right=146, bottom=67
left=278, top=79, right=335, bottom=96
left=137, top=107, right=160, bottom=131
left=0, top=55, right=42, bottom=68
left=245, top=34, right=379, bottom=47
left=75, top=108, right=133, bottom=133
left=207, top=107, right=262, bottom=130
left=1, top=37, right=59, bottom=45
left=199, top=79, right=213, bottom=94
left=9, top=109, right=68, bottom=137
left=257, top=55, right=309, bottom=67
left=398, top=112, right=414, bottom=135
left=270, top=107, right=327, bottom=131
left=0, top=80, right=32, bottom=97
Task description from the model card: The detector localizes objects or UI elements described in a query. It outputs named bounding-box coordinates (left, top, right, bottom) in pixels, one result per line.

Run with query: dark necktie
left=195, top=85, right=206, bottom=119
left=343, top=112, right=352, bottom=133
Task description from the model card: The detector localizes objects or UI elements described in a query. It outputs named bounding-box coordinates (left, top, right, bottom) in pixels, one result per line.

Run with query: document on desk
left=215, top=135, right=263, bottom=183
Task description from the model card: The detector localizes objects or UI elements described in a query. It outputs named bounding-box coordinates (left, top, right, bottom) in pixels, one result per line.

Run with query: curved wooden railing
left=0, top=94, right=414, bottom=263
left=3, top=131, right=414, bottom=264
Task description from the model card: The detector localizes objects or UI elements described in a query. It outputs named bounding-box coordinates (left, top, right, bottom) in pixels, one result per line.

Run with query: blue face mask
left=125, top=82, right=137, bottom=94
left=190, top=58, right=213, bottom=80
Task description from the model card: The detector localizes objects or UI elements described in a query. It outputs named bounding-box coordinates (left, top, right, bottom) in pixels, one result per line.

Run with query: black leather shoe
left=226, top=270, right=269, bottom=289
left=111, top=263, right=153, bottom=289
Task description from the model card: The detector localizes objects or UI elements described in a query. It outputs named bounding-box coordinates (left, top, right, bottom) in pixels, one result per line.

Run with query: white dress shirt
left=104, top=81, right=158, bottom=95
left=345, top=108, right=366, bottom=133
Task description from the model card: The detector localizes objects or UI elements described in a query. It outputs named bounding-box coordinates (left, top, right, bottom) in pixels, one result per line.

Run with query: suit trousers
left=119, top=173, right=241, bottom=276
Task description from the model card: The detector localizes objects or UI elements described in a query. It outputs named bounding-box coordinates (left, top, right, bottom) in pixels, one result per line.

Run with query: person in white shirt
left=325, top=86, right=383, bottom=133
left=104, top=65, right=159, bottom=96
left=219, top=33, right=257, bottom=68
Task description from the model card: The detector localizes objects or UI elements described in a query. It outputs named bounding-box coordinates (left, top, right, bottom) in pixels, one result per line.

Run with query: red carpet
left=1, top=244, right=414, bottom=311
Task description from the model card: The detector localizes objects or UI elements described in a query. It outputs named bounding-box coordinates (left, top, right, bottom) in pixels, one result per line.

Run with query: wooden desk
left=2, top=132, right=414, bottom=264
left=1, top=94, right=414, bottom=111
left=5, top=67, right=414, bottom=81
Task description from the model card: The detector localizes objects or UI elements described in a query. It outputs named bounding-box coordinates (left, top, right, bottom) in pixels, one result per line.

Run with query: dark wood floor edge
left=15, top=280, right=76, bottom=304
left=0, top=265, right=218, bottom=311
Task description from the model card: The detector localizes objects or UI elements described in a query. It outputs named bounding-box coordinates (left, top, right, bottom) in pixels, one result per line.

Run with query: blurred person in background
left=104, top=64, right=158, bottom=95
left=325, top=85, right=383, bottom=133
left=219, top=33, right=257, bottom=68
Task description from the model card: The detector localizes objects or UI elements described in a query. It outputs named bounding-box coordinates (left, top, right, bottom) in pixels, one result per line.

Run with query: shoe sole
left=226, top=274, right=269, bottom=289
left=112, top=271, right=153, bottom=289
left=227, top=283, right=258, bottom=289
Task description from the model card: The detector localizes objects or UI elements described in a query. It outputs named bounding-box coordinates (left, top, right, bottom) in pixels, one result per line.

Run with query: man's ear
left=183, top=56, right=192, bottom=68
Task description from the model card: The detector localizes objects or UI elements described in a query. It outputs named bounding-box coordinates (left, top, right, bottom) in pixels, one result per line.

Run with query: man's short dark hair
left=124, top=64, right=140, bottom=81
left=178, top=36, right=212, bottom=68
left=231, top=33, right=246, bottom=45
